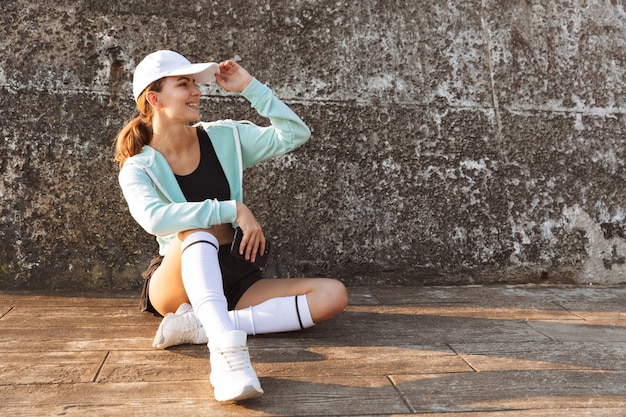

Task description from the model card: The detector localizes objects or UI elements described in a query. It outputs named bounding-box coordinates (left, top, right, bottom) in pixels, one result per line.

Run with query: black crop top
left=175, top=127, right=230, bottom=202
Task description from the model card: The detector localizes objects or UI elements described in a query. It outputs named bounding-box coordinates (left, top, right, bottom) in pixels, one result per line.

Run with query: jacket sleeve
left=118, top=163, right=237, bottom=237
left=237, top=78, right=311, bottom=168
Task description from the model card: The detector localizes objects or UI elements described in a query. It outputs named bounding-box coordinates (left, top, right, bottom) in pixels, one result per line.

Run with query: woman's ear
left=145, top=91, right=161, bottom=108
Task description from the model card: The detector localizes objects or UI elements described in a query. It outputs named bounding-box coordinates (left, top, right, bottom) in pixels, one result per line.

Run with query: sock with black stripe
left=180, top=231, right=234, bottom=341
left=229, top=295, right=314, bottom=335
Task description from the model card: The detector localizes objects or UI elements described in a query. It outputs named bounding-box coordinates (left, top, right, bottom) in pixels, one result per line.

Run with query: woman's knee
left=327, top=279, right=348, bottom=312
left=311, top=278, right=348, bottom=321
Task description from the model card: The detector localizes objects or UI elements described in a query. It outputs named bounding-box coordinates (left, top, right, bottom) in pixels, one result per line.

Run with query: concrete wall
left=2, top=0, right=626, bottom=290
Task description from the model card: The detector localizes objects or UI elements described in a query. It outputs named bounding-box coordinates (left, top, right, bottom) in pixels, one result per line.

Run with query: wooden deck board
left=1, top=285, right=625, bottom=416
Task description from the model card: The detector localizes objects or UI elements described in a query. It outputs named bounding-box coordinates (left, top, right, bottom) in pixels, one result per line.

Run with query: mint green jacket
left=118, top=78, right=311, bottom=255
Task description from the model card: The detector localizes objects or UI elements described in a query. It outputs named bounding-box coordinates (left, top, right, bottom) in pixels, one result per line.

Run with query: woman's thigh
left=148, top=239, right=189, bottom=316
left=236, top=277, right=348, bottom=323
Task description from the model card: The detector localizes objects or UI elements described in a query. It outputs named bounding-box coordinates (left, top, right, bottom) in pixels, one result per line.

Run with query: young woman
left=114, top=50, right=347, bottom=402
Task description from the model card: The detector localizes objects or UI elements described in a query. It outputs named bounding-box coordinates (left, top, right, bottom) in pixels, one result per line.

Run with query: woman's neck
left=150, top=119, right=196, bottom=158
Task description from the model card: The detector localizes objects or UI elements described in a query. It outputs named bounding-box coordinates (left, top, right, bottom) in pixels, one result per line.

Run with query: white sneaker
left=152, top=303, right=208, bottom=349
left=209, top=330, right=263, bottom=402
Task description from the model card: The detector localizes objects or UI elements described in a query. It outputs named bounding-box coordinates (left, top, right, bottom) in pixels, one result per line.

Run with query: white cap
left=132, top=50, right=220, bottom=101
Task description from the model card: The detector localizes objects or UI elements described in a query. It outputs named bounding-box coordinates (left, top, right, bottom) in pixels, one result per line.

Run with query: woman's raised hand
left=215, top=60, right=253, bottom=93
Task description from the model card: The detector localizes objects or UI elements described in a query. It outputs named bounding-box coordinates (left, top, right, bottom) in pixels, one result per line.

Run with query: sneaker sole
left=214, top=384, right=264, bottom=402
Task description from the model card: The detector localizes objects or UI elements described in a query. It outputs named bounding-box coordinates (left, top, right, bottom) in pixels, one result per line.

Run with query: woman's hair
left=114, top=79, right=165, bottom=168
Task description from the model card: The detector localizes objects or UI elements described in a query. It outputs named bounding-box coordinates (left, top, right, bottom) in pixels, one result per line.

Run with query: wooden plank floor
left=1, top=285, right=625, bottom=416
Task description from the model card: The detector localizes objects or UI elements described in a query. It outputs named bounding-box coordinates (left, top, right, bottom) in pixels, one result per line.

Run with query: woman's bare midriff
left=178, top=223, right=235, bottom=246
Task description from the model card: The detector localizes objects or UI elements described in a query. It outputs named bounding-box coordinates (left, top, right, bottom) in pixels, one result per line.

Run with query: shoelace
left=216, top=346, right=251, bottom=371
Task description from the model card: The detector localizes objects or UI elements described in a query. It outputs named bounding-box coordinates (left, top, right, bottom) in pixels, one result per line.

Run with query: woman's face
left=153, top=75, right=202, bottom=123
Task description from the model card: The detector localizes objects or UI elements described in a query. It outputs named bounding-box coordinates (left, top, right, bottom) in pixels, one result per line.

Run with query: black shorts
left=140, top=244, right=263, bottom=317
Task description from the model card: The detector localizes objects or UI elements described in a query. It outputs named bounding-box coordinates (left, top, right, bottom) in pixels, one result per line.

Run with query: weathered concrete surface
left=1, top=1, right=626, bottom=289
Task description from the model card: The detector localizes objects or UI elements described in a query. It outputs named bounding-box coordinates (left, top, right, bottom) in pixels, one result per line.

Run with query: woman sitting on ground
left=114, top=50, right=347, bottom=402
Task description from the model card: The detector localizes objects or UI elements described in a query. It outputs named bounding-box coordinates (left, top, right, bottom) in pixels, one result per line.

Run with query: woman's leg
left=228, top=277, right=348, bottom=335
left=148, top=238, right=189, bottom=316
left=150, top=230, right=262, bottom=402
left=150, top=231, right=236, bottom=337
left=237, top=277, right=348, bottom=322
left=149, top=238, right=211, bottom=349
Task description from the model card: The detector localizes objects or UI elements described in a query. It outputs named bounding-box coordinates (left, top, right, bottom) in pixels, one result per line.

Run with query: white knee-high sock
left=181, top=231, right=234, bottom=342
left=229, top=295, right=314, bottom=335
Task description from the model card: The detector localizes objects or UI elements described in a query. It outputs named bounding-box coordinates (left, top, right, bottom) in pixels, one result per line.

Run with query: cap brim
left=164, top=62, right=220, bottom=84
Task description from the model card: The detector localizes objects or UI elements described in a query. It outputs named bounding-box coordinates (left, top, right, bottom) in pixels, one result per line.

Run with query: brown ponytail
left=114, top=79, right=165, bottom=168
